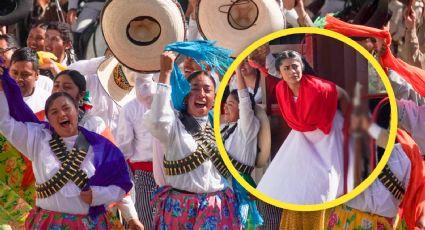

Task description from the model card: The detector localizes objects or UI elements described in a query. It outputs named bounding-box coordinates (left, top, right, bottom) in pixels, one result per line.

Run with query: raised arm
left=0, top=83, right=41, bottom=161
left=142, top=52, right=177, bottom=144
left=236, top=64, right=260, bottom=140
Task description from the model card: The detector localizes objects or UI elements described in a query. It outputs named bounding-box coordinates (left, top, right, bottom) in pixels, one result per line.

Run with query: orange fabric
left=276, top=74, right=338, bottom=134
left=100, top=128, right=116, bottom=144
left=20, top=110, right=45, bottom=188
left=397, top=129, right=425, bottom=230
left=324, top=15, right=425, bottom=97
left=34, top=110, right=45, bottom=121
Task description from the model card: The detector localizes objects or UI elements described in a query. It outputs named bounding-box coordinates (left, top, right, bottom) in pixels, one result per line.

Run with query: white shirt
left=347, top=144, right=411, bottom=218
left=229, top=77, right=262, bottom=104
left=0, top=92, right=125, bottom=215
left=143, top=84, right=225, bottom=193
left=85, top=74, right=131, bottom=137
left=117, top=99, right=154, bottom=162
left=398, top=99, right=425, bottom=155
left=23, top=86, right=50, bottom=114
left=36, top=75, right=53, bottom=93
left=221, top=89, right=260, bottom=166
left=69, top=56, right=106, bottom=77
left=389, top=69, right=425, bottom=106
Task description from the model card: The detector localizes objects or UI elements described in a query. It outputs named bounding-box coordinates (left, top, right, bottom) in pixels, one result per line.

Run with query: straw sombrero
left=254, top=104, right=271, bottom=168
left=196, top=0, right=284, bottom=57
left=101, top=0, right=186, bottom=72
left=97, top=56, right=136, bottom=107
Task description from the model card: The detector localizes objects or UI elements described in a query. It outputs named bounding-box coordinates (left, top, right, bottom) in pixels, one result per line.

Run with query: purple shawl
left=1, top=68, right=132, bottom=217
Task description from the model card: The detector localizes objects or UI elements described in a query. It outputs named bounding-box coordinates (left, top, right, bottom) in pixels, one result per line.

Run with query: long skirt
left=279, top=210, right=329, bottom=230
left=25, top=208, right=124, bottom=230
left=151, top=186, right=241, bottom=229
left=133, top=170, right=158, bottom=230
left=326, top=205, right=393, bottom=230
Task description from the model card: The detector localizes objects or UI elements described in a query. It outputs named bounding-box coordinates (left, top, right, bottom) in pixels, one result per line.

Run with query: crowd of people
left=1, top=0, right=425, bottom=229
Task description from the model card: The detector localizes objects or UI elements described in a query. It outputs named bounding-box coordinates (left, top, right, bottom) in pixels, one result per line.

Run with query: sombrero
left=254, top=104, right=271, bottom=168
left=97, top=56, right=136, bottom=107
left=101, top=0, right=186, bottom=72
left=196, top=0, right=284, bottom=57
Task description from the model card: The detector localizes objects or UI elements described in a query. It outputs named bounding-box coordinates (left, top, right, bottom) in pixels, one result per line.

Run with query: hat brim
left=97, top=56, right=136, bottom=107
left=196, top=0, right=284, bottom=57
left=101, top=0, right=186, bottom=73
left=254, top=104, right=271, bottom=168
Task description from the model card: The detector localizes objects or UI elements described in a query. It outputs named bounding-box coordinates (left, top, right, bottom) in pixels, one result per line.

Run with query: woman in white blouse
left=222, top=63, right=263, bottom=229
left=0, top=79, right=132, bottom=228
left=143, top=51, right=240, bottom=229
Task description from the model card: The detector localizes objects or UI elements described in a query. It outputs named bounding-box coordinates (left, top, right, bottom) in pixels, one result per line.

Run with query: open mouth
left=59, top=120, right=71, bottom=128
left=194, top=100, right=207, bottom=109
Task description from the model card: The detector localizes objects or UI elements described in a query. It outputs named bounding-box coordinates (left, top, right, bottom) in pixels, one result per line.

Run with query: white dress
left=257, top=110, right=345, bottom=204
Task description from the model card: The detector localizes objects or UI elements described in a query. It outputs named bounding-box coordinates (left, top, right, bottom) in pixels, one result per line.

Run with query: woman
left=0, top=81, right=132, bottom=227
left=257, top=50, right=349, bottom=205
left=222, top=63, right=264, bottom=229
left=1, top=68, right=142, bottom=228
left=143, top=51, right=240, bottom=229
left=229, top=59, right=262, bottom=103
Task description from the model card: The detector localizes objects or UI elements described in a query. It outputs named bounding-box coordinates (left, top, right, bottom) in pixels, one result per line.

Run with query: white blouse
left=221, top=89, right=260, bottom=166
left=398, top=99, right=425, bottom=155
left=347, top=144, right=411, bottom=218
left=23, top=86, right=50, bottom=114
left=143, top=84, right=225, bottom=193
left=0, top=92, right=125, bottom=215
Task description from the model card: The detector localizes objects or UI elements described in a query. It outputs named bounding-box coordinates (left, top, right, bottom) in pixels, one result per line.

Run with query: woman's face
left=186, top=73, right=215, bottom=117
left=278, top=58, right=303, bottom=85
left=27, top=27, right=46, bottom=51
left=53, top=74, right=83, bottom=102
left=223, top=94, right=239, bottom=123
left=240, top=60, right=256, bottom=77
left=47, top=96, right=79, bottom=137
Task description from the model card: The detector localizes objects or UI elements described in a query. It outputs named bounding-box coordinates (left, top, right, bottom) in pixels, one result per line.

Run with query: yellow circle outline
left=213, top=27, right=397, bottom=211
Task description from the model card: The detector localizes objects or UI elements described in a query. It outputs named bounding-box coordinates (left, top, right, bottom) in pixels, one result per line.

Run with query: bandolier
left=35, top=132, right=90, bottom=199
left=163, top=112, right=254, bottom=177
left=378, top=164, right=405, bottom=200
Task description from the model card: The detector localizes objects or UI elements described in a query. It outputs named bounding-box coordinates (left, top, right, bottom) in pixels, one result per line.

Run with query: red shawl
left=276, top=74, right=338, bottom=134
left=397, top=129, right=425, bottom=230
left=324, top=15, right=425, bottom=97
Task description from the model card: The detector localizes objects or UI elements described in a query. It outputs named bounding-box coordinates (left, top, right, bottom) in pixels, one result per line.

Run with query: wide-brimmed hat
left=352, top=0, right=390, bottom=29
left=97, top=56, right=136, bottom=107
left=101, top=0, right=186, bottom=72
left=196, top=0, right=284, bottom=57
left=254, top=104, right=271, bottom=168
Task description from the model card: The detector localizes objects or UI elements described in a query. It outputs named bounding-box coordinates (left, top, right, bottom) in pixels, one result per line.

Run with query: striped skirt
left=151, top=186, right=241, bottom=229
left=133, top=170, right=158, bottom=230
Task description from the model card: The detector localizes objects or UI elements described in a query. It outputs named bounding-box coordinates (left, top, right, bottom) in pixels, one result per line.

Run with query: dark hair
left=54, top=70, right=86, bottom=93
left=30, top=20, right=47, bottom=30
left=0, top=34, right=19, bottom=49
left=46, top=21, right=73, bottom=44
left=274, top=50, right=305, bottom=73
left=45, top=92, right=78, bottom=119
left=11, top=47, right=39, bottom=71
left=187, top=70, right=216, bottom=89
left=228, top=89, right=255, bottom=111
